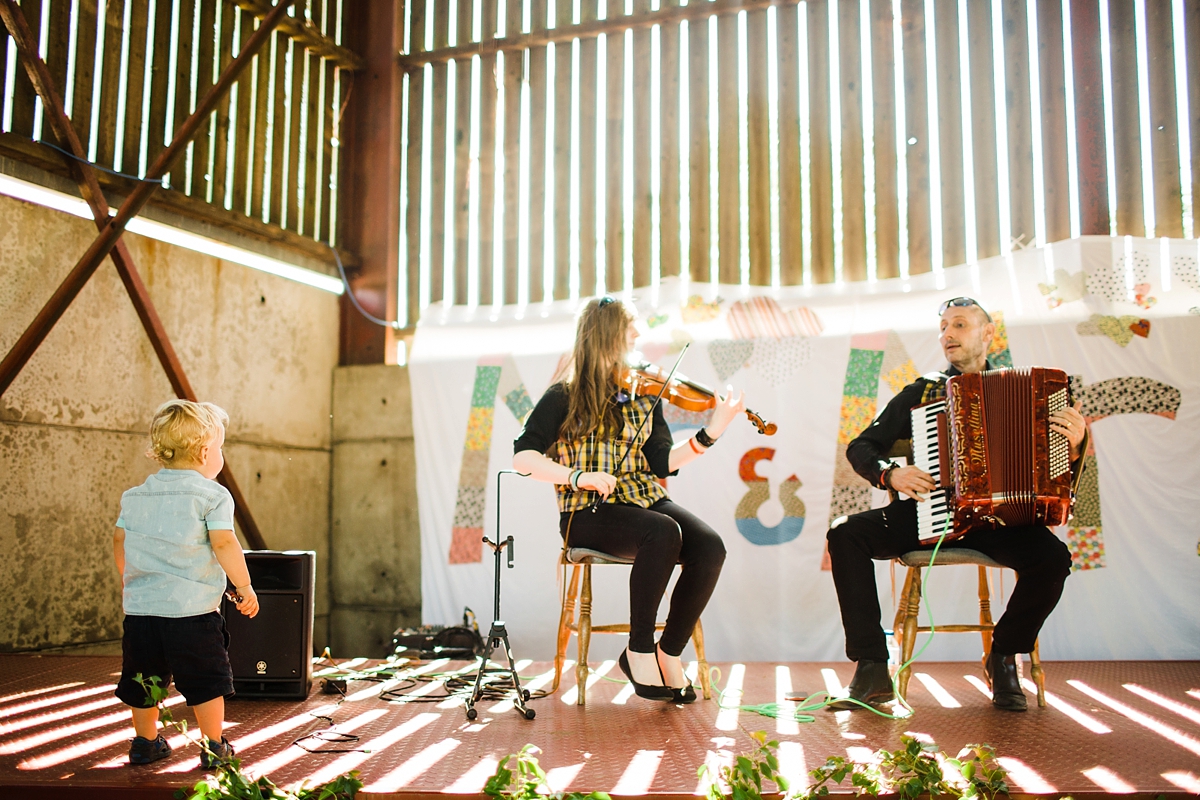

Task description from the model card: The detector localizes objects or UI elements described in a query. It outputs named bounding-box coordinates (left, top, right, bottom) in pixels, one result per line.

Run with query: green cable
left=704, top=514, right=954, bottom=723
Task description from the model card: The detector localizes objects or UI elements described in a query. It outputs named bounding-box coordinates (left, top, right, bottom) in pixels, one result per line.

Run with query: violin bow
left=589, top=342, right=690, bottom=513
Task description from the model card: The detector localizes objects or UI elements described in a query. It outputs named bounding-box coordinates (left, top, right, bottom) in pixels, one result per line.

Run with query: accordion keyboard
left=1048, top=387, right=1071, bottom=479
left=912, top=400, right=952, bottom=542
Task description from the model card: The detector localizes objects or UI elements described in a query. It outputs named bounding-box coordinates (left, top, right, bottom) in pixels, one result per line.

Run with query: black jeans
left=561, top=498, right=726, bottom=656
left=826, top=498, right=1072, bottom=662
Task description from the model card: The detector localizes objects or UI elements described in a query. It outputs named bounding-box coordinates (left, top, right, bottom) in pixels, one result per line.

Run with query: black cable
left=330, top=243, right=402, bottom=330
left=35, top=137, right=162, bottom=184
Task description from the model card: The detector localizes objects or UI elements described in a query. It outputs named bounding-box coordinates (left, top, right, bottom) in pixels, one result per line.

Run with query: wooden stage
left=0, top=655, right=1197, bottom=799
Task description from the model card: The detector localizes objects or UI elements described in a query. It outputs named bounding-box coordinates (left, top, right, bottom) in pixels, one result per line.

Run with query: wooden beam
left=0, top=0, right=296, bottom=398
left=0, top=133, right=357, bottom=271
left=398, top=0, right=803, bottom=71
left=232, top=0, right=365, bottom=69
left=0, top=0, right=273, bottom=550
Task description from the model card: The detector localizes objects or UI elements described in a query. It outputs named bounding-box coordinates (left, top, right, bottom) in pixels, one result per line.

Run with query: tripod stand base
left=463, top=621, right=536, bottom=721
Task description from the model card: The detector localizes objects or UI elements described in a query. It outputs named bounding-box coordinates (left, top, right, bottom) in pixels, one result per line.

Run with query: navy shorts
left=115, top=612, right=234, bottom=708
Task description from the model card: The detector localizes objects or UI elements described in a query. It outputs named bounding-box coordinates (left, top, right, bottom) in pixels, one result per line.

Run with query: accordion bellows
left=914, top=367, right=1074, bottom=543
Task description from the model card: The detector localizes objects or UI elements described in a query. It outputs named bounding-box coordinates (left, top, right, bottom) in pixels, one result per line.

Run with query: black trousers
left=827, top=498, right=1072, bottom=662
left=560, top=498, right=726, bottom=656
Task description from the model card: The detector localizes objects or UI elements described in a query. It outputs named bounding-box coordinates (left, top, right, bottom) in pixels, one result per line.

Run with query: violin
left=621, top=361, right=778, bottom=436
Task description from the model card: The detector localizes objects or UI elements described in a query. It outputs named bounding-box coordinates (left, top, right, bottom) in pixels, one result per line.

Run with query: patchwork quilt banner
left=411, top=237, right=1200, bottom=662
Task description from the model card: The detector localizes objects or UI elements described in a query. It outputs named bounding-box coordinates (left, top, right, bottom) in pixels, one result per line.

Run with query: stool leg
left=897, top=567, right=922, bottom=703
left=892, top=567, right=915, bottom=665
left=551, top=565, right=581, bottom=696
left=576, top=565, right=593, bottom=706
left=978, top=566, right=994, bottom=658
left=1030, top=640, right=1046, bottom=708
left=692, top=620, right=711, bottom=700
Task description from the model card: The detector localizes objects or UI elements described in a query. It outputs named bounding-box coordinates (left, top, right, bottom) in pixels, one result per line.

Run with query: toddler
left=113, top=399, right=259, bottom=767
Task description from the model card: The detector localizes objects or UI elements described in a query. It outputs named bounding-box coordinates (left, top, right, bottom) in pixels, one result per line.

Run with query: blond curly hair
left=146, top=399, right=228, bottom=466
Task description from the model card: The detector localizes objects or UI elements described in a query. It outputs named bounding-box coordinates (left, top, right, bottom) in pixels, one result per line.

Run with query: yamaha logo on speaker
left=256, top=660, right=267, bottom=674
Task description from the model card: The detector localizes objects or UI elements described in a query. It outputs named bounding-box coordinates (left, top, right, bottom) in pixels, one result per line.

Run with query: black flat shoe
left=826, top=660, right=895, bottom=711
left=618, top=650, right=674, bottom=701
left=984, top=651, right=1028, bottom=712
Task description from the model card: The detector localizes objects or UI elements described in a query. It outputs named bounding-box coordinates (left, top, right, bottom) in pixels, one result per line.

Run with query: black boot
left=984, top=651, right=1028, bottom=712
left=826, top=660, right=894, bottom=711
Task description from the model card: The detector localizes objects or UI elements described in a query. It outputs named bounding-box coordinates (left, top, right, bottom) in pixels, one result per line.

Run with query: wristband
left=688, top=438, right=704, bottom=454
left=695, top=427, right=718, bottom=448
left=569, top=469, right=582, bottom=490
left=880, top=463, right=899, bottom=491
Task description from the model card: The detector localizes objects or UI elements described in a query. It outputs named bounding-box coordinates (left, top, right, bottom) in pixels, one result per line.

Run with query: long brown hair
left=559, top=297, right=634, bottom=441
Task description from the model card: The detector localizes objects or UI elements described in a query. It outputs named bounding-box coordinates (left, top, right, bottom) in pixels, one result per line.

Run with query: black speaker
left=223, top=550, right=315, bottom=700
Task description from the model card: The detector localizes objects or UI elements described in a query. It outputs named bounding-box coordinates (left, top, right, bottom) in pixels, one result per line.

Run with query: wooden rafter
left=233, top=0, right=364, bottom=70
left=396, top=0, right=801, bottom=71
left=0, top=0, right=301, bottom=550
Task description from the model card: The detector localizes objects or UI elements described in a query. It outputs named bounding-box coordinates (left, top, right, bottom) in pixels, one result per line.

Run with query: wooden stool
left=550, top=547, right=712, bottom=705
left=893, top=548, right=1046, bottom=708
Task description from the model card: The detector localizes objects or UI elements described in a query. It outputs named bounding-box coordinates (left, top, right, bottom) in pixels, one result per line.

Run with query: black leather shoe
left=826, top=660, right=894, bottom=711
left=984, top=651, right=1028, bottom=712
left=618, top=650, right=674, bottom=701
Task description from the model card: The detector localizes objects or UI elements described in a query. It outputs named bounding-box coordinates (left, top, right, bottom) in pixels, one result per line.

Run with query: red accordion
left=912, top=367, right=1074, bottom=543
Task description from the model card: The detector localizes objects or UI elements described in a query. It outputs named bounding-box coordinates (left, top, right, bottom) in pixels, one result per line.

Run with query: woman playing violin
left=513, top=296, right=746, bottom=703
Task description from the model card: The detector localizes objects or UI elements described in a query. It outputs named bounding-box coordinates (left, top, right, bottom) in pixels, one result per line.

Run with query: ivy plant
left=485, top=744, right=611, bottom=800
left=135, top=674, right=363, bottom=800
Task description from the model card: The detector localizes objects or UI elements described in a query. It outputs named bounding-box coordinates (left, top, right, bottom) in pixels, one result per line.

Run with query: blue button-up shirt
left=116, top=469, right=235, bottom=618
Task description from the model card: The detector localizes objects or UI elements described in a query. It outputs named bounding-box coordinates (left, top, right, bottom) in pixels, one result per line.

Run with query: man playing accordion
left=821, top=297, right=1088, bottom=712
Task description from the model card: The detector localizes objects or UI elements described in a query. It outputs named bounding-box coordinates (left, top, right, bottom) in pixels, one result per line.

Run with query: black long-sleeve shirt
left=845, top=368, right=954, bottom=489
left=513, top=382, right=676, bottom=479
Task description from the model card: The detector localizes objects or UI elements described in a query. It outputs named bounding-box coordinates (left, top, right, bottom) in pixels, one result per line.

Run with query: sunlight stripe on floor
left=1162, top=771, right=1200, bottom=793
left=1019, top=679, right=1111, bottom=734
left=362, top=737, right=462, bottom=792
left=775, top=666, right=798, bottom=735
left=0, top=684, right=109, bottom=720
left=715, top=664, right=745, bottom=731
left=612, top=749, right=664, bottom=794
left=561, top=660, right=615, bottom=704
left=1123, top=683, right=1200, bottom=726
left=293, top=712, right=440, bottom=788
left=5, top=695, right=185, bottom=757
left=443, top=755, right=500, bottom=792
left=0, top=682, right=87, bottom=709
left=1068, top=680, right=1200, bottom=757
left=995, top=757, right=1056, bottom=793
left=1082, top=765, right=1136, bottom=793
left=546, top=762, right=585, bottom=791
left=0, top=695, right=124, bottom=736
left=488, top=662, right=567, bottom=713
left=913, top=673, right=960, bottom=708
left=244, top=708, right=388, bottom=780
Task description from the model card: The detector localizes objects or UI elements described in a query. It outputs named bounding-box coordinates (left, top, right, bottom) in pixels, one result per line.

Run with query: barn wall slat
left=966, top=0, right=999, bottom=259
left=715, top=12, right=739, bottom=285
left=1145, top=0, right=1183, bottom=239
left=837, top=0, right=866, bottom=283
left=687, top=6, right=711, bottom=285
left=806, top=0, right=833, bottom=284
left=1108, top=0, right=1143, bottom=238
left=933, top=0, right=964, bottom=268
left=900, top=0, right=930, bottom=276
left=1036, top=0, right=1070, bottom=243
left=869, top=0, right=898, bottom=280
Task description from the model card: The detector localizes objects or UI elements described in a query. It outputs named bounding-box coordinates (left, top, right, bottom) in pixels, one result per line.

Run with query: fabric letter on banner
left=1067, top=376, right=1181, bottom=571
left=449, top=355, right=534, bottom=564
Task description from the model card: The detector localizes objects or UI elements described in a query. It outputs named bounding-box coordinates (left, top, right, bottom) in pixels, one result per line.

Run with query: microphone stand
left=464, top=469, right=536, bottom=721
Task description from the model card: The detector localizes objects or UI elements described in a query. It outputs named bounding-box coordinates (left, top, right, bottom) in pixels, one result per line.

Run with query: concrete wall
left=330, top=365, right=421, bottom=658
left=0, top=194, right=339, bottom=654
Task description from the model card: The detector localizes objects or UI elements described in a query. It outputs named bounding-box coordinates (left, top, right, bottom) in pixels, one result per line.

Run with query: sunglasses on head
left=598, top=296, right=617, bottom=307
left=938, top=296, right=992, bottom=322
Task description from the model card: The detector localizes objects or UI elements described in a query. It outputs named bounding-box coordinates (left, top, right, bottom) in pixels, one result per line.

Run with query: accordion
left=912, top=367, right=1074, bottom=543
